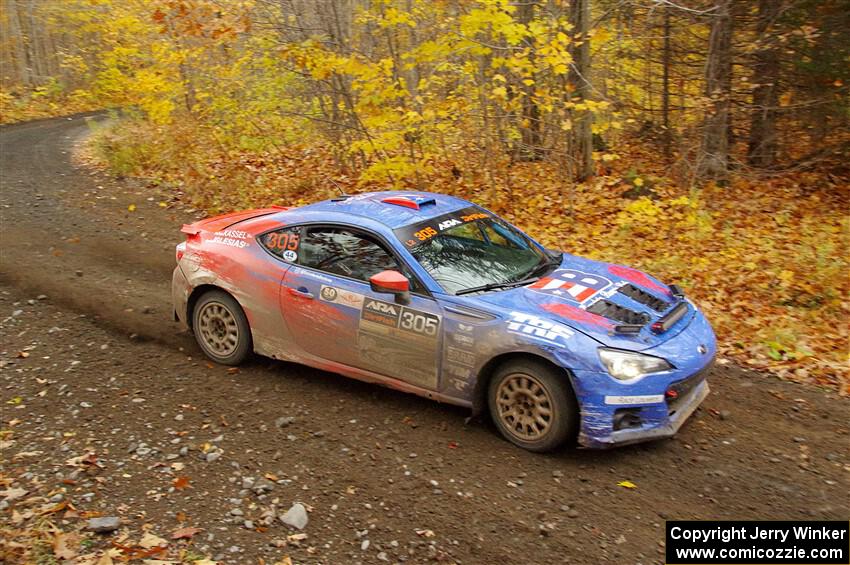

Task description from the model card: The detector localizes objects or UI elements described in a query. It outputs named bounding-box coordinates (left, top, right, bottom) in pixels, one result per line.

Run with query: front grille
left=586, top=299, right=650, bottom=325
left=618, top=284, right=669, bottom=312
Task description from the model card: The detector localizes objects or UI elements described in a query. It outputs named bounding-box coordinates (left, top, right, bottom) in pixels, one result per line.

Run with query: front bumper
left=576, top=370, right=711, bottom=448
left=570, top=310, right=716, bottom=448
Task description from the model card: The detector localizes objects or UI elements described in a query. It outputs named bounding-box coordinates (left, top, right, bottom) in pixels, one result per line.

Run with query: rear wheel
left=192, top=290, right=252, bottom=365
left=488, top=359, right=578, bottom=452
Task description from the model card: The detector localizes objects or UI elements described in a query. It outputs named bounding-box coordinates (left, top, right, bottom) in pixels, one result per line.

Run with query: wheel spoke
left=198, top=301, right=239, bottom=357
left=495, top=372, right=559, bottom=442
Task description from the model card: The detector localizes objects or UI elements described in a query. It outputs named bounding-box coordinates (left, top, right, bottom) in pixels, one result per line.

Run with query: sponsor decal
left=591, top=280, right=628, bottom=302
left=457, top=323, right=474, bottom=333
left=282, top=250, right=297, bottom=262
left=507, top=312, right=574, bottom=345
left=446, top=364, right=472, bottom=380
left=438, top=218, right=462, bottom=231
left=450, top=333, right=475, bottom=347
left=447, top=346, right=475, bottom=367
left=604, top=394, right=664, bottom=405
left=362, top=298, right=400, bottom=328
left=529, top=269, right=612, bottom=303
left=608, top=264, right=671, bottom=297
left=451, top=377, right=470, bottom=392
left=540, top=302, right=614, bottom=329
left=290, top=267, right=333, bottom=283
left=319, top=285, right=365, bottom=310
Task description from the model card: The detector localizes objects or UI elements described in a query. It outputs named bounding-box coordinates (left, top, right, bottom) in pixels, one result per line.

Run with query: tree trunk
left=516, top=0, right=543, bottom=161
left=569, top=0, right=593, bottom=181
left=661, top=5, right=672, bottom=159
left=747, top=0, right=782, bottom=168
left=698, top=0, right=733, bottom=183
left=5, top=0, right=32, bottom=86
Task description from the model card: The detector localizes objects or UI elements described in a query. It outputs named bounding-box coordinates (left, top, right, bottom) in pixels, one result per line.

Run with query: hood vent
left=586, top=299, right=650, bottom=325
left=617, top=284, right=669, bottom=312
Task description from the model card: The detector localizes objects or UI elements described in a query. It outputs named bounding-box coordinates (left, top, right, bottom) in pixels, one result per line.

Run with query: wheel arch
left=186, top=284, right=239, bottom=330
left=471, top=351, right=577, bottom=416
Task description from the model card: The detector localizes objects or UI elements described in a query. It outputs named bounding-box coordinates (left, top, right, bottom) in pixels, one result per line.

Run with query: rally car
left=172, top=191, right=715, bottom=451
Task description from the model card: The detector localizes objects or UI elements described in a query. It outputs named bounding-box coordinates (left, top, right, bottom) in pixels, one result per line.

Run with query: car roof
left=295, top=191, right=473, bottom=229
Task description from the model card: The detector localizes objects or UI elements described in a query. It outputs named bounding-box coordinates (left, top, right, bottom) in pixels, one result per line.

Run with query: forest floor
left=1, top=114, right=849, bottom=564
left=90, top=117, right=850, bottom=391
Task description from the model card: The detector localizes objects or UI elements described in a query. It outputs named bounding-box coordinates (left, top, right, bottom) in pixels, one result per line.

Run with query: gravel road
left=1, top=114, right=848, bottom=564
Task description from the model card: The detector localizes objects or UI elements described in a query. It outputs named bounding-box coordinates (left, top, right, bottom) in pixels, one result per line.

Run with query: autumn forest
left=1, top=0, right=848, bottom=389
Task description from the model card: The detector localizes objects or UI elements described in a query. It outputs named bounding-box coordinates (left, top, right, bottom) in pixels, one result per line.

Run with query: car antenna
left=329, top=179, right=351, bottom=200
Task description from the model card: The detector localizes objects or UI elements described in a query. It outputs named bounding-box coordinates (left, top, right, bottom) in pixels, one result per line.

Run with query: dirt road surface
left=2, top=115, right=848, bottom=564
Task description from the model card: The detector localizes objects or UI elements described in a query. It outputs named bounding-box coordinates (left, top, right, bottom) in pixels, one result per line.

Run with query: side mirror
left=369, top=270, right=411, bottom=304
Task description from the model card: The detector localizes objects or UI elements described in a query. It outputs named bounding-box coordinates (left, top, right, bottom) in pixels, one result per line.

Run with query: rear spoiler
left=180, top=206, right=292, bottom=237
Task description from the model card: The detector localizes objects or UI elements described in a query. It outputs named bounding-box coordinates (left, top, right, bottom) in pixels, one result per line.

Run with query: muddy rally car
left=172, top=191, right=716, bottom=451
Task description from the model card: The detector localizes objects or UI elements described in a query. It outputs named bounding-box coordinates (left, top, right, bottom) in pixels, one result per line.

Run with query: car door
left=277, top=225, right=444, bottom=391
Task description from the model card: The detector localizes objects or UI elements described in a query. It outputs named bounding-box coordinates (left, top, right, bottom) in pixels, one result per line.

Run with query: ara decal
left=529, top=269, right=612, bottom=303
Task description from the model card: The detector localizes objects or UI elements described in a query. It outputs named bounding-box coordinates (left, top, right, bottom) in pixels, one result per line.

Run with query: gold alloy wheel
left=495, top=372, right=555, bottom=441
left=197, top=301, right=240, bottom=357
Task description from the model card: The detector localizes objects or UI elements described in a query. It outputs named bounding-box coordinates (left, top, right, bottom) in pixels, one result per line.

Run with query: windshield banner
left=394, top=206, right=490, bottom=249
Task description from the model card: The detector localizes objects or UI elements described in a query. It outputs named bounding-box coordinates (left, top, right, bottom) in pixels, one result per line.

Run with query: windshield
left=395, top=207, right=550, bottom=295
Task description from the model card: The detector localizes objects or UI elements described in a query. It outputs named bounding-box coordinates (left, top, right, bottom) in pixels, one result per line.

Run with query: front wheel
left=488, top=359, right=578, bottom=452
left=192, top=290, right=252, bottom=365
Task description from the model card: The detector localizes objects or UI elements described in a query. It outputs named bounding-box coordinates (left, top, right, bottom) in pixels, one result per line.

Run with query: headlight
left=598, top=348, right=672, bottom=380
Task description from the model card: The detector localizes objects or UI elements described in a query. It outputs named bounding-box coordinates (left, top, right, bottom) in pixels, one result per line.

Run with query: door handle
left=288, top=286, right=314, bottom=299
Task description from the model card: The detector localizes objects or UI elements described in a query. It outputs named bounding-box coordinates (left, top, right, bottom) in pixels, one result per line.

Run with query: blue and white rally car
left=172, top=191, right=716, bottom=451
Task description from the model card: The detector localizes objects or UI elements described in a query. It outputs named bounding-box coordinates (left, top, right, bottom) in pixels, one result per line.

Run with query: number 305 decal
left=266, top=232, right=299, bottom=251
left=400, top=309, right=439, bottom=337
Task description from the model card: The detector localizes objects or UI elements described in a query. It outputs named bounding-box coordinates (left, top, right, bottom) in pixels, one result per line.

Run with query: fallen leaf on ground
left=173, top=476, right=190, bottom=490
left=139, top=532, right=169, bottom=549
left=2, top=487, right=28, bottom=501
left=171, top=526, right=203, bottom=540
left=53, top=532, right=79, bottom=560
left=617, top=480, right=637, bottom=489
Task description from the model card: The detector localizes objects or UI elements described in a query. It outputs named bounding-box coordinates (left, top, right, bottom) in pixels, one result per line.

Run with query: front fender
left=462, top=312, right=604, bottom=414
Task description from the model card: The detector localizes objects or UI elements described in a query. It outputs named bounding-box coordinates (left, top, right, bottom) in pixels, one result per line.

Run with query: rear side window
left=299, top=227, right=400, bottom=282
left=260, top=227, right=301, bottom=262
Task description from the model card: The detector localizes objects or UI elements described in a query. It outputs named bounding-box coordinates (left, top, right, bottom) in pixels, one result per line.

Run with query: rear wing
left=180, top=206, right=291, bottom=237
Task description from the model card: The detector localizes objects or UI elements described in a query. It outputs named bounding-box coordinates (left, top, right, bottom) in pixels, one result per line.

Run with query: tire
left=192, top=290, right=252, bottom=366
left=487, top=359, right=578, bottom=452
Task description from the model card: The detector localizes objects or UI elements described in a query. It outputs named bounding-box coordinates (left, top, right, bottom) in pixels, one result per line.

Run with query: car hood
left=471, top=253, right=694, bottom=352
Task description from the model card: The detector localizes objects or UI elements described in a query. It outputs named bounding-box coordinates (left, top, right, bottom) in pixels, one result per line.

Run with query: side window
left=260, top=227, right=301, bottom=262
left=300, top=227, right=401, bottom=283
